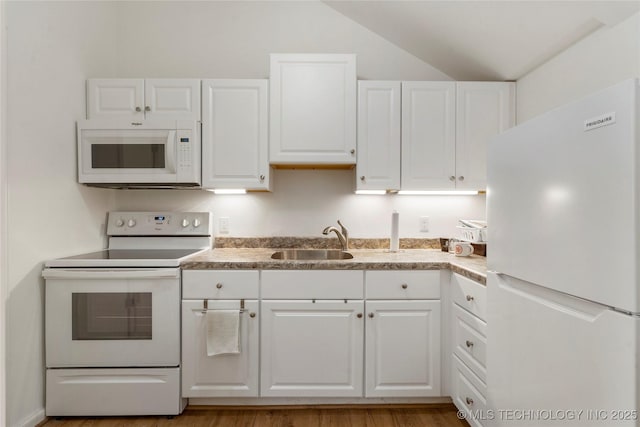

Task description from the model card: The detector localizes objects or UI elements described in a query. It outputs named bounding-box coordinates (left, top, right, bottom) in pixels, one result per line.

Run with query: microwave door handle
left=165, top=130, right=176, bottom=173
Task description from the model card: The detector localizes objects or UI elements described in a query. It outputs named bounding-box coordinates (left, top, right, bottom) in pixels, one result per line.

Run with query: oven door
left=43, top=268, right=180, bottom=368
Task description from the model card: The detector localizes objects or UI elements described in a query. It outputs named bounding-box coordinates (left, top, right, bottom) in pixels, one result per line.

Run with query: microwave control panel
left=177, top=129, right=193, bottom=169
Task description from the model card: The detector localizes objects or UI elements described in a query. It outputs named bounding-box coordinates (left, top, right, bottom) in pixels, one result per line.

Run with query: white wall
left=114, top=1, right=452, bottom=81
left=517, top=12, right=640, bottom=123
left=5, top=2, right=118, bottom=426
left=117, top=170, right=486, bottom=239
left=1, top=1, right=7, bottom=425
left=113, top=1, right=482, bottom=239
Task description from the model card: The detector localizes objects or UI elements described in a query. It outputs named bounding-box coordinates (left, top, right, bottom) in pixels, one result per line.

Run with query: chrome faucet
left=322, top=220, right=349, bottom=251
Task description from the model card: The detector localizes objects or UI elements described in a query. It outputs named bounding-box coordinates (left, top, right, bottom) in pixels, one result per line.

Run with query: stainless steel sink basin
left=270, top=249, right=354, bottom=260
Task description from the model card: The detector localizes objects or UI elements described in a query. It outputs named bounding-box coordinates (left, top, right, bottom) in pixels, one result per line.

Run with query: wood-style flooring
left=41, top=405, right=470, bottom=427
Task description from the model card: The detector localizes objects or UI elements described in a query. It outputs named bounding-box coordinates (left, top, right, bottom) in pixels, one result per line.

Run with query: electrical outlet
left=219, top=217, right=230, bottom=234
left=419, top=216, right=429, bottom=232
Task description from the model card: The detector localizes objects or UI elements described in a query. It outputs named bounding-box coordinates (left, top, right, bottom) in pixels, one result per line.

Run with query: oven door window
left=72, top=292, right=152, bottom=340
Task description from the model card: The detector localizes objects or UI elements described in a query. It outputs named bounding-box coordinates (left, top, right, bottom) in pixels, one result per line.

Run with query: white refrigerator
left=486, top=79, right=639, bottom=426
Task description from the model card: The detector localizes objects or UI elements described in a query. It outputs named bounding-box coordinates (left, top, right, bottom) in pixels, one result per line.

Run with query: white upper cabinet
left=401, top=82, right=456, bottom=190
left=87, top=78, right=201, bottom=120
left=201, top=79, right=271, bottom=191
left=269, top=54, right=357, bottom=165
left=357, top=81, right=401, bottom=191
left=87, top=79, right=144, bottom=119
left=455, top=82, right=515, bottom=190
left=401, top=81, right=515, bottom=191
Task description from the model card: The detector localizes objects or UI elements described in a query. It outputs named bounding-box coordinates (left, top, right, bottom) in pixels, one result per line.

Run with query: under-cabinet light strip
left=208, top=189, right=247, bottom=195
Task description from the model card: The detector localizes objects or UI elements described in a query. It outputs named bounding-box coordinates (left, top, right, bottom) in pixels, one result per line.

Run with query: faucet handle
left=337, top=220, right=348, bottom=239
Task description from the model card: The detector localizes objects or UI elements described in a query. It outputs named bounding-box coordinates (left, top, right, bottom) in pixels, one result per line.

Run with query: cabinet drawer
left=182, top=270, right=259, bottom=299
left=261, top=270, right=363, bottom=299
left=451, top=273, right=487, bottom=321
left=366, top=270, right=440, bottom=299
left=452, top=355, right=487, bottom=427
left=453, top=304, right=487, bottom=382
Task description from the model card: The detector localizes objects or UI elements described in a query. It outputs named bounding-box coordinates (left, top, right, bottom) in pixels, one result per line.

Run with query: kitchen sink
left=270, top=249, right=354, bottom=260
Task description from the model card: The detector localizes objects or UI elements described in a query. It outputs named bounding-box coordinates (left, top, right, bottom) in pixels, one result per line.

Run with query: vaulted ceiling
left=323, top=1, right=640, bottom=81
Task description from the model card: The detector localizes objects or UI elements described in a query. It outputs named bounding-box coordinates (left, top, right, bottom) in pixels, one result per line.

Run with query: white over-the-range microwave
left=77, top=119, right=201, bottom=188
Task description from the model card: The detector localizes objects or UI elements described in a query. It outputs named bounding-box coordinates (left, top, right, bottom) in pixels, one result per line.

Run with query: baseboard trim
left=12, top=408, right=45, bottom=427
left=187, top=398, right=454, bottom=410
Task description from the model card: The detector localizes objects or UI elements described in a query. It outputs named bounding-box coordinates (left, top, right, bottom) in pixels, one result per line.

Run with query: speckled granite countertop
left=181, top=248, right=487, bottom=285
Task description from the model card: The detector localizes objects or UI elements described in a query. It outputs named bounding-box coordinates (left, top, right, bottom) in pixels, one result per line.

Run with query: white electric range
left=42, top=211, right=212, bottom=417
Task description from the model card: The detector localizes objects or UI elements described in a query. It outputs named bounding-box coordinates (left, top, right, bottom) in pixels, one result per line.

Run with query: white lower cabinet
left=181, top=270, right=260, bottom=398
left=260, top=299, right=364, bottom=397
left=181, top=299, right=259, bottom=397
left=179, top=268, right=474, bottom=404
left=450, top=273, right=487, bottom=426
left=365, top=300, right=441, bottom=397
left=364, top=270, right=442, bottom=398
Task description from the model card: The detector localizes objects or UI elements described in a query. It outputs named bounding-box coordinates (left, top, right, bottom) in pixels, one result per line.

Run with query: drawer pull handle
left=466, top=397, right=474, bottom=405
left=249, top=312, right=256, bottom=318
left=401, top=283, right=408, bottom=289
left=216, top=283, right=223, bottom=289
left=368, top=313, right=375, bottom=318
left=357, top=313, right=363, bottom=318
left=466, top=340, right=474, bottom=348
left=466, top=295, right=474, bottom=301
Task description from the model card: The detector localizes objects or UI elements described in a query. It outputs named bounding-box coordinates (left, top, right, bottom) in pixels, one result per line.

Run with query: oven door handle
left=42, top=268, right=180, bottom=280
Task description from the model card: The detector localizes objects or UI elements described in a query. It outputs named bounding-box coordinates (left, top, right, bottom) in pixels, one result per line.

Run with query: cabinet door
left=455, top=82, right=515, bottom=190
left=401, top=82, right=456, bottom=190
left=201, top=80, right=270, bottom=190
left=260, top=300, right=364, bottom=397
left=181, top=300, right=259, bottom=397
left=145, top=79, right=201, bottom=121
left=365, top=300, right=441, bottom=397
left=269, top=54, right=357, bottom=165
left=87, top=79, right=144, bottom=119
left=356, top=81, right=401, bottom=191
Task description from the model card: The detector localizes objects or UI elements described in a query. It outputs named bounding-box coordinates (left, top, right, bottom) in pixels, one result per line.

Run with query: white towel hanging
left=206, top=309, right=240, bottom=356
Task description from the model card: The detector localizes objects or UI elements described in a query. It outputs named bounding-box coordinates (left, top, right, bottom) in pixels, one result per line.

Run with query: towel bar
left=193, top=299, right=246, bottom=314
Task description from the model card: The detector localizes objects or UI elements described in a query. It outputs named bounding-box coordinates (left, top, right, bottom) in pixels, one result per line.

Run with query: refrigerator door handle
left=492, top=273, right=609, bottom=322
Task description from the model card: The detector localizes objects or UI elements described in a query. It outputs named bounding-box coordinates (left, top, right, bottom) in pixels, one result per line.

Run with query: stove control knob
left=193, top=218, right=201, bottom=228
left=127, top=219, right=136, bottom=228
left=115, top=219, right=125, bottom=227
left=181, top=219, right=190, bottom=228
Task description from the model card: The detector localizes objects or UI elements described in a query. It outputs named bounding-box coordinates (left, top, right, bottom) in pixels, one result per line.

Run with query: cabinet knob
left=135, top=107, right=142, bottom=112
left=368, top=313, right=374, bottom=318
left=466, top=397, right=474, bottom=405
left=249, top=312, right=256, bottom=318
left=360, top=176, right=365, bottom=181
left=357, top=313, right=363, bottom=318
left=259, top=174, right=265, bottom=182
left=466, top=295, right=474, bottom=301
left=145, top=106, right=151, bottom=112
left=216, top=283, right=223, bottom=289
left=449, top=175, right=456, bottom=181
left=350, top=149, right=356, bottom=155
left=401, top=283, right=408, bottom=289
left=466, top=340, right=474, bottom=348
left=458, top=176, right=465, bottom=181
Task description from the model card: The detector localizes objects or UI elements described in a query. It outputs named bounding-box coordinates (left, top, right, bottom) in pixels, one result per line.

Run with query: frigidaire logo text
left=584, top=112, right=616, bottom=131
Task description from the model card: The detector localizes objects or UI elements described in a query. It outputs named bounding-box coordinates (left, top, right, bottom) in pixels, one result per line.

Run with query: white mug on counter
left=452, top=241, right=474, bottom=257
